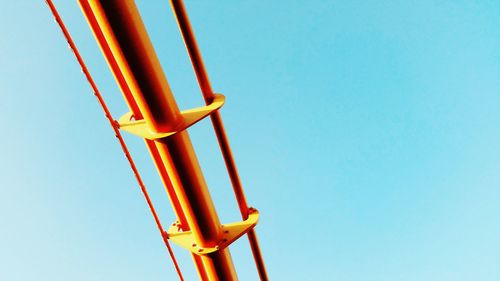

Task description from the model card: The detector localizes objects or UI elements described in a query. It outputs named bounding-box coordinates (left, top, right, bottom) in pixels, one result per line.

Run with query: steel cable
left=44, top=1, right=184, bottom=280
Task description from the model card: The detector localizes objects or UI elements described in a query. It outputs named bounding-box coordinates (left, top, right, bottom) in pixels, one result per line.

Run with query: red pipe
left=78, top=0, right=238, bottom=279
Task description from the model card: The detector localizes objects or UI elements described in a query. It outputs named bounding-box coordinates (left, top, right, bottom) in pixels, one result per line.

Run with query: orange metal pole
left=78, top=1, right=238, bottom=280
left=44, top=2, right=185, bottom=278
left=169, top=1, right=269, bottom=280
left=75, top=0, right=189, bottom=228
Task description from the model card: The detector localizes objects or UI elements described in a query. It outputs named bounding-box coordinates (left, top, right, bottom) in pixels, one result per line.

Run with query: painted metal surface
left=167, top=208, right=260, bottom=255
left=76, top=0, right=267, bottom=280
left=47, top=0, right=267, bottom=279
left=117, top=94, right=226, bottom=140
left=168, top=1, right=269, bottom=279
left=44, top=1, right=185, bottom=279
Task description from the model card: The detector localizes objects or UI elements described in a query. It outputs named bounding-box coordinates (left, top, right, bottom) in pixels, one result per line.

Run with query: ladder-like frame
left=47, top=0, right=268, bottom=280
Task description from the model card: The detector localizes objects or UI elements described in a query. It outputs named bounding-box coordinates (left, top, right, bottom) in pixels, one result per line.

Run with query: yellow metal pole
left=78, top=0, right=238, bottom=280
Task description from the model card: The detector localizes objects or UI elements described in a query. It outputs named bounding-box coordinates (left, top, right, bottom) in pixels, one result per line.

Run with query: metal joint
left=117, top=93, right=225, bottom=140
left=167, top=208, right=260, bottom=255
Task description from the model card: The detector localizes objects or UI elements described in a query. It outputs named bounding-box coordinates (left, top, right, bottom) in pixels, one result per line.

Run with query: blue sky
left=1, top=1, right=499, bottom=280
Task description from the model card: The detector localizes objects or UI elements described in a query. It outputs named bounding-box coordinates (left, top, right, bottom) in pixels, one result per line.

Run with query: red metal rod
left=76, top=0, right=212, bottom=277
left=169, top=1, right=269, bottom=280
left=75, top=0, right=189, bottom=228
left=79, top=1, right=240, bottom=279
left=44, top=1, right=184, bottom=280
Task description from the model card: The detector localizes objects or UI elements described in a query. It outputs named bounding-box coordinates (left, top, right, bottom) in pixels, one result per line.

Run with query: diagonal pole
left=44, top=0, right=184, bottom=279
left=169, top=1, right=269, bottom=280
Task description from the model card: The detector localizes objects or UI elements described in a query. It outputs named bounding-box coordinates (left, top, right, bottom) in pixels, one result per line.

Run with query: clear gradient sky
left=1, top=1, right=500, bottom=280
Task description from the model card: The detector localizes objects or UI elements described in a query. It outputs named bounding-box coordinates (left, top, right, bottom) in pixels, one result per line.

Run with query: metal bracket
left=117, top=94, right=225, bottom=140
left=166, top=208, right=260, bottom=255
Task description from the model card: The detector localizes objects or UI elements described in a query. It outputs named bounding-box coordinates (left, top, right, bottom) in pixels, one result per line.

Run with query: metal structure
left=46, top=0, right=268, bottom=280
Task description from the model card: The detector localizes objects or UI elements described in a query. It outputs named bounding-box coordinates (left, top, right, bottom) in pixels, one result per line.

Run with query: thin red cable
left=45, top=1, right=184, bottom=280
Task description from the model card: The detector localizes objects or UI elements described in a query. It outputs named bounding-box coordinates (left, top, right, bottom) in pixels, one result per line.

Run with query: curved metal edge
left=117, top=93, right=225, bottom=140
left=167, top=208, right=259, bottom=255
